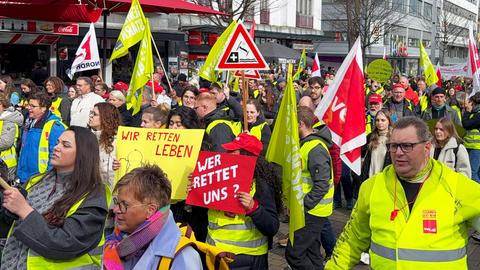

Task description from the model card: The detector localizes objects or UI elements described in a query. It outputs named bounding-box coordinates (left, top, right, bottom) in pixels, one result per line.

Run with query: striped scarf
left=103, top=205, right=170, bottom=270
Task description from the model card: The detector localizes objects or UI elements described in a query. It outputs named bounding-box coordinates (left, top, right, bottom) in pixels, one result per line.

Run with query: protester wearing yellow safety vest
left=1, top=127, right=110, bottom=270
left=205, top=133, right=281, bottom=269
left=462, top=92, right=480, bottom=183
left=44, top=77, right=71, bottom=125
left=209, top=82, right=243, bottom=121
left=365, top=93, right=384, bottom=135
left=286, top=107, right=334, bottom=270
left=0, top=94, right=23, bottom=181
left=384, top=83, right=416, bottom=123
left=325, top=117, right=480, bottom=270
left=195, top=92, right=240, bottom=152
left=17, top=91, right=66, bottom=184
left=236, top=99, right=271, bottom=156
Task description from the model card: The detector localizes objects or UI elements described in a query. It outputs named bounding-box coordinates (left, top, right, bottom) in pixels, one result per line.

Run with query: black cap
left=431, top=87, right=445, bottom=96
left=178, top=73, right=187, bottom=82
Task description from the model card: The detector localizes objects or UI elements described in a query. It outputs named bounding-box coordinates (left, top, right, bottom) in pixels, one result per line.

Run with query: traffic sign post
left=234, top=69, right=261, bottom=79
left=242, top=71, right=249, bottom=132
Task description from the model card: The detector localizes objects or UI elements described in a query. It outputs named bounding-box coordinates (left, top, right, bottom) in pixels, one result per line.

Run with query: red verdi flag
left=468, top=25, right=480, bottom=97
left=311, top=53, right=321, bottom=77
left=314, top=37, right=366, bottom=175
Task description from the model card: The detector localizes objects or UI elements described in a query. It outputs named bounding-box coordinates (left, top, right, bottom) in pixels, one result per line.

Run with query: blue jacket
left=124, top=211, right=203, bottom=270
left=17, top=111, right=66, bottom=183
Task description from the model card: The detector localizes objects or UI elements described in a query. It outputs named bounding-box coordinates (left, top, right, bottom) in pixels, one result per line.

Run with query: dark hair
left=393, top=116, right=432, bottom=142
left=0, top=75, right=16, bottom=99
left=308, top=76, right=325, bottom=88
left=209, top=82, right=223, bottom=92
left=44, top=126, right=103, bottom=226
left=95, top=82, right=110, bottom=93
left=368, top=110, right=393, bottom=150
left=77, top=76, right=94, bottom=92
left=297, top=106, right=315, bottom=128
left=20, top=78, right=38, bottom=93
left=94, top=102, right=121, bottom=154
left=144, top=105, right=169, bottom=126
left=167, top=106, right=200, bottom=129
left=45, top=76, right=65, bottom=94
left=254, top=156, right=283, bottom=213
left=114, top=164, right=171, bottom=207
left=29, top=90, right=52, bottom=109
left=246, top=99, right=263, bottom=118
left=181, top=85, right=199, bottom=98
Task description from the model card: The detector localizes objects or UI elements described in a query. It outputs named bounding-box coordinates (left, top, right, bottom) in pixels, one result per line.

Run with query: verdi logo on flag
left=67, top=23, right=100, bottom=79
left=315, top=37, right=366, bottom=175
left=419, top=41, right=439, bottom=86
left=110, top=0, right=147, bottom=61
left=199, top=20, right=237, bottom=82
left=266, top=64, right=304, bottom=244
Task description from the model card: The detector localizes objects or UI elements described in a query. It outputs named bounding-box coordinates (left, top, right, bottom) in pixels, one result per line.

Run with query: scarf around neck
left=103, top=205, right=170, bottom=270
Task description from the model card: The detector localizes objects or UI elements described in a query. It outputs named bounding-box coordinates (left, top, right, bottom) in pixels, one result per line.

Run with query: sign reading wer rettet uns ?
left=115, top=126, right=204, bottom=200
left=186, top=151, right=257, bottom=214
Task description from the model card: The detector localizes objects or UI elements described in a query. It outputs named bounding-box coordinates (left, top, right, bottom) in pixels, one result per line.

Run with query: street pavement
left=268, top=207, right=480, bottom=270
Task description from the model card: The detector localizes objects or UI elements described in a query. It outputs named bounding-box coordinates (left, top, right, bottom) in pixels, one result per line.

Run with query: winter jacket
left=118, top=103, right=135, bottom=127
left=300, top=125, right=333, bottom=211
left=384, top=98, right=415, bottom=121
left=430, top=137, right=471, bottom=178
left=217, top=96, right=243, bottom=121
left=0, top=107, right=23, bottom=152
left=17, top=111, right=66, bottom=183
left=202, top=109, right=238, bottom=153
left=70, top=92, right=104, bottom=127
left=360, top=134, right=392, bottom=183
left=421, top=105, right=462, bottom=127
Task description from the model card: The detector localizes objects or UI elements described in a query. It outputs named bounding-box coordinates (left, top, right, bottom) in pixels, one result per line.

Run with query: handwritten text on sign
left=115, top=126, right=204, bottom=200
left=186, top=151, right=257, bottom=214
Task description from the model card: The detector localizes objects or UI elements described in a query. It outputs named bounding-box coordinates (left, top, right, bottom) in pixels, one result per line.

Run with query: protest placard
left=186, top=151, right=257, bottom=214
left=115, top=126, right=204, bottom=200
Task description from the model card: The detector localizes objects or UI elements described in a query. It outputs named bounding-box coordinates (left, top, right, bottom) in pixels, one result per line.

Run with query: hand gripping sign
left=186, top=151, right=257, bottom=214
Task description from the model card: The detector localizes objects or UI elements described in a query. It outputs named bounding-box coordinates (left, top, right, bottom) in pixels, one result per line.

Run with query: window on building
left=417, top=0, right=423, bottom=16
left=409, top=0, right=418, bottom=16
left=297, top=0, right=312, bottom=16
left=424, top=2, right=432, bottom=20
left=392, top=0, right=406, bottom=13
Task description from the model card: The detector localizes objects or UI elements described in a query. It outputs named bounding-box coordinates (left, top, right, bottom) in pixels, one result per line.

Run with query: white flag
left=67, top=23, right=100, bottom=79
left=311, top=53, right=321, bottom=77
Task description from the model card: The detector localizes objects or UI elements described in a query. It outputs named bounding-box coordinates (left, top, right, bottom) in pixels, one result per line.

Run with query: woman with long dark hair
left=19, top=79, right=38, bottom=109
left=88, top=102, right=121, bottom=188
left=1, top=126, right=110, bottom=269
left=44, top=76, right=71, bottom=125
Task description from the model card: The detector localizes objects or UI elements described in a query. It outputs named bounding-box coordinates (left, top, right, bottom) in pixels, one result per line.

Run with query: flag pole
left=151, top=35, right=174, bottom=94
left=0, top=176, right=11, bottom=190
left=242, top=71, right=248, bottom=132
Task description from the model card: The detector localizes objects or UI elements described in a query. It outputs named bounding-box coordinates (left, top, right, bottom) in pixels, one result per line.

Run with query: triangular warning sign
left=234, top=70, right=261, bottom=79
left=217, top=22, right=268, bottom=70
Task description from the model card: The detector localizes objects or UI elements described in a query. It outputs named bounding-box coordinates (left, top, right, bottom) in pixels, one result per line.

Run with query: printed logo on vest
left=422, top=210, right=437, bottom=234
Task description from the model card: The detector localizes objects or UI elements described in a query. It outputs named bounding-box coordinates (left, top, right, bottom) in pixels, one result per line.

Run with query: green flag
left=110, top=0, right=148, bottom=61
left=419, top=41, right=439, bottom=86
left=199, top=20, right=237, bottom=82
left=127, top=20, right=153, bottom=115
left=294, top=48, right=306, bottom=80
left=265, top=64, right=304, bottom=244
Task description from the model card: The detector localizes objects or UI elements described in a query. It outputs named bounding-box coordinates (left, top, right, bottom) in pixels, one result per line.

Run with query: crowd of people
left=0, top=62, right=479, bottom=270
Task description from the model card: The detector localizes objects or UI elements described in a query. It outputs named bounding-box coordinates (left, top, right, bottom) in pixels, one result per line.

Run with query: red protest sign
left=186, top=151, right=257, bottom=214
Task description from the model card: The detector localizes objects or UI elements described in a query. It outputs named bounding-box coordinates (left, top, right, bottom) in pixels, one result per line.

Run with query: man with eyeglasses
left=383, top=83, right=415, bottom=123
left=325, top=117, right=480, bottom=270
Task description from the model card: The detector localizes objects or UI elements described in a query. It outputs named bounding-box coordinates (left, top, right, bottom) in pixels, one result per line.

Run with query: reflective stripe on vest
left=206, top=119, right=241, bottom=137
left=300, top=139, right=334, bottom=217
left=38, top=120, right=67, bottom=173
left=371, top=241, right=466, bottom=262
left=368, top=161, right=468, bottom=269
left=0, top=121, right=19, bottom=168
left=19, top=173, right=112, bottom=270
left=206, top=182, right=268, bottom=256
left=464, top=113, right=480, bottom=149
left=249, top=122, right=268, bottom=141
left=50, top=97, right=62, bottom=118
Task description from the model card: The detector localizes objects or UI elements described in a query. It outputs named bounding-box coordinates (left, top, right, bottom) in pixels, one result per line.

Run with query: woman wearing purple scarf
left=103, top=165, right=202, bottom=270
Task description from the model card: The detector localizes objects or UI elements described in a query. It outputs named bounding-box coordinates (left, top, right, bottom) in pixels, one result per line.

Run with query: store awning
left=257, top=42, right=313, bottom=64
left=0, top=32, right=60, bottom=45
left=0, top=0, right=225, bottom=23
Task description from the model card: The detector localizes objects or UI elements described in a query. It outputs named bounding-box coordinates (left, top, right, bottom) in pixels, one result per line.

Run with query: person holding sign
left=104, top=165, right=202, bottom=270
left=206, top=133, right=282, bottom=270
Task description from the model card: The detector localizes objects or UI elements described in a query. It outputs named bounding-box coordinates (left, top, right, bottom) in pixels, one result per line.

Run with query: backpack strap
left=157, top=236, right=194, bottom=270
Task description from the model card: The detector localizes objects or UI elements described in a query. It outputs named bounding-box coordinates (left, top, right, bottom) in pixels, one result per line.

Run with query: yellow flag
left=266, top=64, right=304, bottom=244
left=419, top=41, right=439, bottom=86
left=199, top=20, right=237, bottom=82
left=110, top=0, right=148, bottom=61
left=294, top=48, right=306, bottom=80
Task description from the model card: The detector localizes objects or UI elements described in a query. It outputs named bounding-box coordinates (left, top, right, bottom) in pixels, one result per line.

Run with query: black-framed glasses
left=386, top=141, right=427, bottom=153
left=112, top=197, right=147, bottom=214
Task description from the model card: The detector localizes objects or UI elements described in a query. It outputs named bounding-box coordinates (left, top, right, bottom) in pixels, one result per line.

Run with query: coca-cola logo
left=53, top=24, right=79, bottom=36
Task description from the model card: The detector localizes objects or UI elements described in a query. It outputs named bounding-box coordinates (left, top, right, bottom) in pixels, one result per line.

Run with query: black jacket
left=202, top=109, right=236, bottom=152
left=300, top=126, right=333, bottom=211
